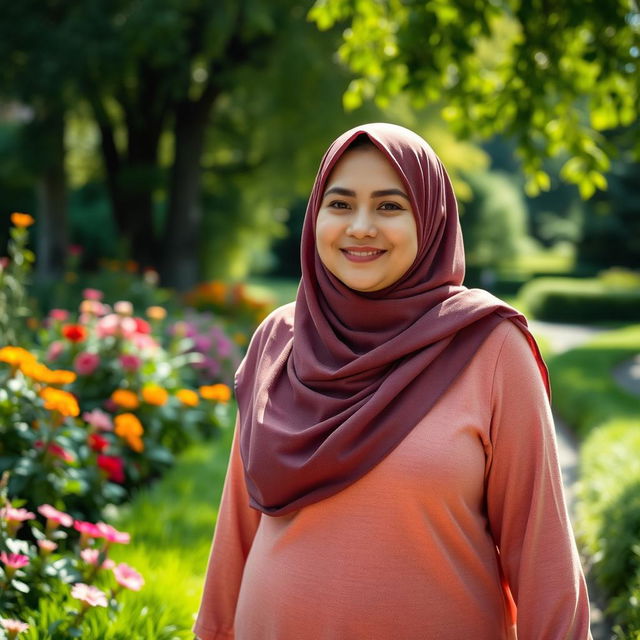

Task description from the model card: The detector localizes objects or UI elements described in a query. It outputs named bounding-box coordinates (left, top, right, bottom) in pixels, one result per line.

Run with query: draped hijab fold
left=236, top=123, right=549, bottom=516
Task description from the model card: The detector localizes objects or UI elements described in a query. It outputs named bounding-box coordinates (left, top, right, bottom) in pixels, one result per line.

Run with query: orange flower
left=111, top=389, right=140, bottom=410
left=114, top=413, right=144, bottom=452
left=62, top=324, right=87, bottom=343
left=11, top=212, right=35, bottom=228
left=48, top=369, right=77, bottom=385
left=146, top=306, right=167, bottom=321
left=199, top=383, right=232, bottom=403
left=141, top=384, right=168, bottom=406
left=20, top=360, right=53, bottom=383
left=176, top=389, right=199, bottom=407
left=40, top=387, right=80, bottom=417
left=0, top=346, right=36, bottom=367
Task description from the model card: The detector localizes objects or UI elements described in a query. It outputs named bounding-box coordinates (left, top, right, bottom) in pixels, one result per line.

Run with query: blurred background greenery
left=0, top=0, right=638, bottom=301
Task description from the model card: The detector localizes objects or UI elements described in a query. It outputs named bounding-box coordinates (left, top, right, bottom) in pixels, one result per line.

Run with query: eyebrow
left=323, top=186, right=410, bottom=200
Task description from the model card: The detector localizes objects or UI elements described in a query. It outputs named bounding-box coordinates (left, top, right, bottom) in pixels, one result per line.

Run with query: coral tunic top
left=194, top=319, right=591, bottom=640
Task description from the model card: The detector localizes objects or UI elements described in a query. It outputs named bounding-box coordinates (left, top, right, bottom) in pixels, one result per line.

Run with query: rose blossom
left=97, top=455, right=125, bottom=483
left=113, top=562, right=144, bottom=591
left=119, top=354, right=141, bottom=372
left=74, top=352, right=100, bottom=376
left=46, top=340, right=65, bottom=362
left=70, top=583, right=108, bottom=608
left=49, top=309, right=69, bottom=322
left=82, top=288, right=103, bottom=301
left=96, top=314, right=120, bottom=338
left=114, top=301, right=133, bottom=316
left=82, top=409, right=113, bottom=431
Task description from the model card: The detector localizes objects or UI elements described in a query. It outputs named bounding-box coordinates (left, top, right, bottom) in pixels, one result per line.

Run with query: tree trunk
left=161, top=94, right=217, bottom=291
left=35, top=109, right=67, bottom=281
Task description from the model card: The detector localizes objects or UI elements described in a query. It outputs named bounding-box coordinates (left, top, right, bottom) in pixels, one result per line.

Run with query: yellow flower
left=199, top=383, right=232, bottom=404
left=176, top=389, right=199, bottom=407
left=114, top=413, right=145, bottom=452
left=111, top=389, right=140, bottom=410
left=11, top=212, right=35, bottom=228
left=40, top=387, right=80, bottom=417
left=146, top=306, right=167, bottom=321
left=142, top=384, right=168, bottom=406
left=0, top=346, right=36, bottom=367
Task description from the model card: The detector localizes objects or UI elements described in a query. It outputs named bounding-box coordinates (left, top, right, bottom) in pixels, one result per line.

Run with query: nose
left=347, top=207, right=376, bottom=238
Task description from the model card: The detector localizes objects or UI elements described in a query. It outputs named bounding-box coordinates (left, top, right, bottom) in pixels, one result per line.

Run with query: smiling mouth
left=340, top=248, right=387, bottom=262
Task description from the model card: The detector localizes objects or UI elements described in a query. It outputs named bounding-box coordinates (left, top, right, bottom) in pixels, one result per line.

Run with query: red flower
left=89, top=433, right=109, bottom=453
left=97, top=455, right=125, bottom=483
left=62, top=324, right=87, bottom=343
left=133, top=317, right=151, bottom=335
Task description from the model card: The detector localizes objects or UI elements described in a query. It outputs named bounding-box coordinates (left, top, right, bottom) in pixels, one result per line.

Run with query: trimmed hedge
left=519, top=277, right=640, bottom=323
left=548, top=325, right=640, bottom=636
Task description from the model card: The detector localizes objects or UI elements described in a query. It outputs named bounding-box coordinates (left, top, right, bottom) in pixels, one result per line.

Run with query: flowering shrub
left=0, top=477, right=144, bottom=639
left=169, top=310, right=242, bottom=386
left=183, top=280, right=274, bottom=333
left=0, top=214, right=235, bottom=521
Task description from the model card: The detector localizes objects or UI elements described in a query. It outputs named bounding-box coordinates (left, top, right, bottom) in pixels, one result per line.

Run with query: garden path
left=529, top=320, right=617, bottom=640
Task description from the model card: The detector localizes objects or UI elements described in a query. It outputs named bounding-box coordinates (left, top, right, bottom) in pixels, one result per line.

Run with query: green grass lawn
left=107, top=424, right=235, bottom=636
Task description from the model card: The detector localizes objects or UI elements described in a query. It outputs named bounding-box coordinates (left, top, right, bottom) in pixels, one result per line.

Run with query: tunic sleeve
left=485, top=323, right=592, bottom=640
left=193, top=414, right=261, bottom=640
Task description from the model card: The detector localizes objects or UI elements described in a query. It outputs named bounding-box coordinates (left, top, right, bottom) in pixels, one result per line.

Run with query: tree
left=310, top=0, right=640, bottom=198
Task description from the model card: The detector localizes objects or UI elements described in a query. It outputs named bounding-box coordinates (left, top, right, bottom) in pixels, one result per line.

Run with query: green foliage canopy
left=310, top=0, right=640, bottom=198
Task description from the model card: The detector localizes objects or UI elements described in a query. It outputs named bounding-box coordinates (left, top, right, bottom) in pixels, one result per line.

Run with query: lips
left=340, top=247, right=387, bottom=263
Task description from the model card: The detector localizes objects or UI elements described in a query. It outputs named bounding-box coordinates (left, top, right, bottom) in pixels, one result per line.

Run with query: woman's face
left=315, top=146, right=418, bottom=292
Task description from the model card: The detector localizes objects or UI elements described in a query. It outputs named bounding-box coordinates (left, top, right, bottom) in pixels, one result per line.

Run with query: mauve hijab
left=236, top=123, right=549, bottom=516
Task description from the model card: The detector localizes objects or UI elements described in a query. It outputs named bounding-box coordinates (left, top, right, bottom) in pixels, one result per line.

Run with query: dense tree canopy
left=310, top=0, right=640, bottom=198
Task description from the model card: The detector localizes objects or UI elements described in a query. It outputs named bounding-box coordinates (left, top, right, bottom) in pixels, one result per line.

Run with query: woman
left=194, top=123, right=591, bottom=639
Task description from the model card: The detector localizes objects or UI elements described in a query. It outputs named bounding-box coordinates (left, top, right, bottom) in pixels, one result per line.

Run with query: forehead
left=324, top=147, right=405, bottom=189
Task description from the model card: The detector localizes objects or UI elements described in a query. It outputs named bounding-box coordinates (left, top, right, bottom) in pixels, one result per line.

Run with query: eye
left=378, top=201, right=404, bottom=212
left=328, top=200, right=350, bottom=210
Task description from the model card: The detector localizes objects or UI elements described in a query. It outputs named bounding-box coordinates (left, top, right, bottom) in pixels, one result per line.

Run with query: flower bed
left=0, top=212, right=243, bottom=636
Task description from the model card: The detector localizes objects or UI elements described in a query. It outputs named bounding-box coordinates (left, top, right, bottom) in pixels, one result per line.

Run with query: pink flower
left=0, top=618, right=30, bottom=636
left=96, top=522, right=130, bottom=545
left=0, top=552, right=29, bottom=570
left=74, top=352, right=100, bottom=376
left=82, top=409, right=113, bottom=431
left=0, top=257, right=9, bottom=270
left=82, top=288, right=103, bottom=301
left=70, top=583, right=108, bottom=608
left=119, top=354, right=141, bottom=373
left=0, top=507, right=35, bottom=537
left=38, top=539, right=58, bottom=555
left=46, top=340, right=65, bottom=362
left=113, top=562, right=144, bottom=591
left=0, top=506, right=36, bottom=523
left=130, top=333, right=158, bottom=351
left=119, top=317, right=137, bottom=339
left=68, top=245, right=84, bottom=256
left=96, top=314, right=120, bottom=338
left=74, top=520, right=103, bottom=540
left=217, top=337, right=233, bottom=357
left=114, top=301, right=133, bottom=316
left=37, top=504, right=73, bottom=528
left=49, top=309, right=69, bottom=322
left=80, top=548, right=115, bottom=570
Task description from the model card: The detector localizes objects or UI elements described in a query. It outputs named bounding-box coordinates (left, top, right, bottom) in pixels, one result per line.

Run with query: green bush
left=519, top=274, right=640, bottom=323
left=549, top=325, right=640, bottom=636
